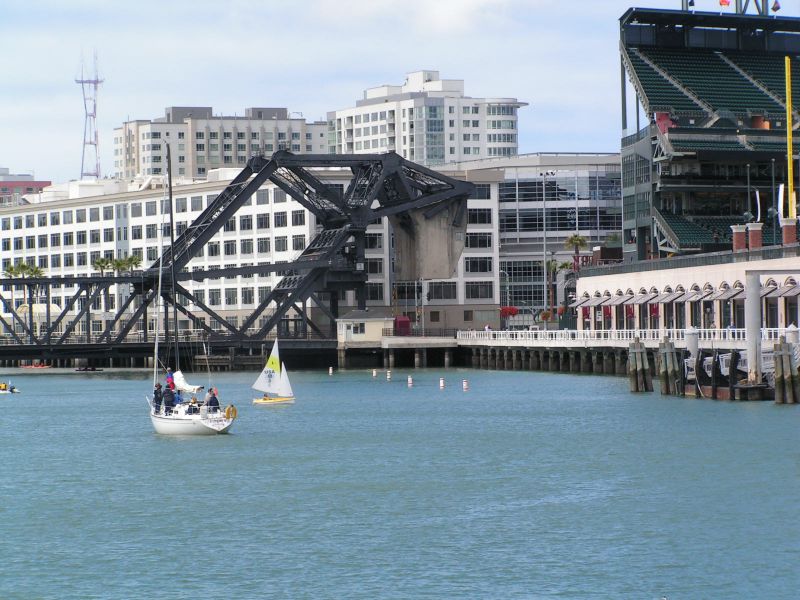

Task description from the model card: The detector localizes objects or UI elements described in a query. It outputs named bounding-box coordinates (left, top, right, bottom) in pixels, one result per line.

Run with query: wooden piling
left=658, top=341, right=669, bottom=395
left=774, top=345, right=785, bottom=404
left=780, top=338, right=795, bottom=404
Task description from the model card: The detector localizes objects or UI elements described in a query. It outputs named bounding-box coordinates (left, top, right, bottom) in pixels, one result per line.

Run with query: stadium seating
left=659, top=212, right=717, bottom=246
left=639, top=48, right=784, bottom=116
left=626, top=49, right=705, bottom=114
left=670, top=139, right=747, bottom=152
left=724, top=52, right=800, bottom=105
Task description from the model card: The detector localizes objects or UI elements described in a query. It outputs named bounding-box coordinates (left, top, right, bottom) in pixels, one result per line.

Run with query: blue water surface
left=1, top=367, right=799, bottom=599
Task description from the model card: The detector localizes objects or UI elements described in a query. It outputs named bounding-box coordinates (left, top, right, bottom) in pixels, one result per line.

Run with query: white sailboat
left=147, top=142, right=237, bottom=434
left=252, top=340, right=295, bottom=404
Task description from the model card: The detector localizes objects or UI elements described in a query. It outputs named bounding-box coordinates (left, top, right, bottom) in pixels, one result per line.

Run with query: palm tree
left=112, top=258, right=128, bottom=275
left=3, top=263, right=20, bottom=320
left=564, top=234, right=588, bottom=271
left=93, top=256, right=113, bottom=276
left=125, top=254, right=142, bottom=275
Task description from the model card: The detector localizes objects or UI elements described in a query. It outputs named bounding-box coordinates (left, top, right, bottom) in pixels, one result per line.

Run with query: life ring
left=225, top=404, right=238, bottom=420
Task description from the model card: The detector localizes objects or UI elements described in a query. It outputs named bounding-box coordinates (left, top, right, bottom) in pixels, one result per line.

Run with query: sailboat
left=252, top=340, right=295, bottom=404
left=146, top=141, right=237, bottom=435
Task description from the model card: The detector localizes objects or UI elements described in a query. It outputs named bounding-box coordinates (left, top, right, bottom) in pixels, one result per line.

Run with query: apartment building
left=112, top=107, right=328, bottom=180
left=327, top=71, right=526, bottom=166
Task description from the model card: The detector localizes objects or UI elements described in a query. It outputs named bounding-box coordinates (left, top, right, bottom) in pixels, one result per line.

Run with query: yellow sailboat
left=252, top=340, right=295, bottom=405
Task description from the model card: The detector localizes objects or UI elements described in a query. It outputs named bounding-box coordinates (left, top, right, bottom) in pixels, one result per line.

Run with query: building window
left=292, top=235, right=306, bottom=251
left=257, top=237, right=270, bottom=253
left=224, top=240, right=236, bottom=256
left=256, top=190, right=269, bottom=205
left=291, top=210, right=305, bottom=226
left=239, top=215, right=253, bottom=231
left=465, top=257, right=493, bottom=273
left=275, top=236, right=288, bottom=252
left=225, top=288, right=238, bottom=306
left=365, top=233, right=383, bottom=249
left=467, top=209, right=492, bottom=224
left=223, top=218, right=236, bottom=232
left=240, top=239, right=253, bottom=254
left=428, top=281, right=457, bottom=300
left=465, top=281, right=494, bottom=300
left=257, top=213, right=270, bottom=229
left=274, top=212, right=287, bottom=227
left=465, top=233, right=492, bottom=248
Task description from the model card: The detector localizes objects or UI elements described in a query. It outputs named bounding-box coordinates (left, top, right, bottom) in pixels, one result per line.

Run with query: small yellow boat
left=253, top=394, right=295, bottom=405
left=252, top=340, right=295, bottom=405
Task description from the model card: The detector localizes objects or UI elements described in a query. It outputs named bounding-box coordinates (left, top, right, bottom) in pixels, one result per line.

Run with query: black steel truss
left=0, top=152, right=473, bottom=347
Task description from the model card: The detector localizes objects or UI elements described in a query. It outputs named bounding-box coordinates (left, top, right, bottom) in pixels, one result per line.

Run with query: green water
left=2, top=368, right=799, bottom=598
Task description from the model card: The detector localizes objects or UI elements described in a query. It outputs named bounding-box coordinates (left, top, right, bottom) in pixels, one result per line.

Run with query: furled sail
left=173, top=370, right=203, bottom=393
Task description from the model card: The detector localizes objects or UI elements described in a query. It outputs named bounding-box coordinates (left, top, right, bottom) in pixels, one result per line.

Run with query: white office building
left=327, top=71, right=526, bottom=166
left=113, top=107, right=328, bottom=180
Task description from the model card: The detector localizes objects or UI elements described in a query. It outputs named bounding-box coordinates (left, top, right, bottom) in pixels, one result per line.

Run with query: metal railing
left=382, top=328, right=459, bottom=338
left=456, top=327, right=789, bottom=347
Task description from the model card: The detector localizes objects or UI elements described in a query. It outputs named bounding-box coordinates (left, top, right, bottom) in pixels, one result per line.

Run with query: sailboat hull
left=252, top=395, right=295, bottom=405
left=148, top=399, right=234, bottom=435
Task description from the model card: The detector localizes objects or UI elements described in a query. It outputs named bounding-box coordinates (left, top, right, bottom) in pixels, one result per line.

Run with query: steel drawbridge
left=0, top=152, right=473, bottom=357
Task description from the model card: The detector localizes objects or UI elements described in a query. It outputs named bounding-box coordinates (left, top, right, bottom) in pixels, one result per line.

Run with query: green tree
left=93, top=256, right=113, bottom=276
left=125, top=254, right=142, bottom=275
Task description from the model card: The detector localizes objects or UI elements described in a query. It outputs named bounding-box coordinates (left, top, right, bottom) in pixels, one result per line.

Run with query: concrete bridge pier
left=506, top=349, right=514, bottom=370
left=615, top=350, right=627, bottom=375
left=422, top=348, right=428, bottom=368
left=547, top=348, right=559, bottom=373
left=603, top=351, right=614, bottom=375
left=480, top=348, right=488, bottom=369
left=389, top=349, right=396, bottom=368
left=471, top=348, right=478, bottom=368
left=513, top=349, right=522, bottom=370
left=414, top=349, right=421, bottom=368
left=593, top=351, right=604, bottom=374
left=488, top=348, right=497, bottom=370
left=528, top=348, right=539, bottom=370
left=569, top=351, right=579, bottom=373
left=581, top=350, right=593, bottom=373
left=383, top=350, right=389, bottom=368
left=444, top=349, right=452, bottom=368
left=338, top=348, right=347, bottom=369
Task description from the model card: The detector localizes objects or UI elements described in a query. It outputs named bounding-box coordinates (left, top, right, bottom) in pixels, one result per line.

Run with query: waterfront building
left=449, top=154, right=622, bottom=323
left=574, top=243, right=800, bottom=333
left=112, top=107, right=328, bottom=180
left=327, top=70, right=527, bottom=166
left=0, top=167, right=51, bottom=207
left=619, top=8, right=800, bottom=261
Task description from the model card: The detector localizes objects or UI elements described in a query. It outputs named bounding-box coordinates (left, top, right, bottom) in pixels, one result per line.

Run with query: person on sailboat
left=153, top=383, right=163, bottom=415
left=162, top=386, right=175, bottom=415
left=206, top=388, right=220, bottom=413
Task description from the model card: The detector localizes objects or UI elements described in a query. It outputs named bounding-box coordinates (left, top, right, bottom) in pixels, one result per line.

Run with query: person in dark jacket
left=207, top=388, right=220, bottom=413
left=153, top=383, right=163, bottom=414
left=162, top=387, right=175, bottom=415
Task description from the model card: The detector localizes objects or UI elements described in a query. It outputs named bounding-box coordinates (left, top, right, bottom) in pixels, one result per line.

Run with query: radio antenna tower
left=76, top=52, right=103, bottom=179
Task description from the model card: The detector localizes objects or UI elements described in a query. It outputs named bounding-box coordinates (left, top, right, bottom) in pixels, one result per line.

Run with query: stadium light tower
left=76, top=52, right=103, bottom=180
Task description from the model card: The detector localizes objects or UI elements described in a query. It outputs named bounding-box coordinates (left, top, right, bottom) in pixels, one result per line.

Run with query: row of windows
left=6, top=234, right=307, bottom=269
left=391, top=280, right=493, bottom=300
left=498, top=208, right=622, bottom=232
left=196, top=131, right=312, bottom=141
left=1, top=206, right=115, bottom=230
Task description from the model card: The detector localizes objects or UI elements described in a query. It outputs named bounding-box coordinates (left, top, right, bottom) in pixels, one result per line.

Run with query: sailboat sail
left=253, top=340, right=282, bottom=395
left=278, top=362, right=294, bottom=398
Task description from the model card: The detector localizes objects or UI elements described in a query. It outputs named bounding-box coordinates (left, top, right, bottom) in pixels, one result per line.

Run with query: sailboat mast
left=166, top=142, right=179, bottom=371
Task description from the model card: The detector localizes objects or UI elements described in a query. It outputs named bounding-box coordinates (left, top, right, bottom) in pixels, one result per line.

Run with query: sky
left=1, top=0, right=799, bottom=183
